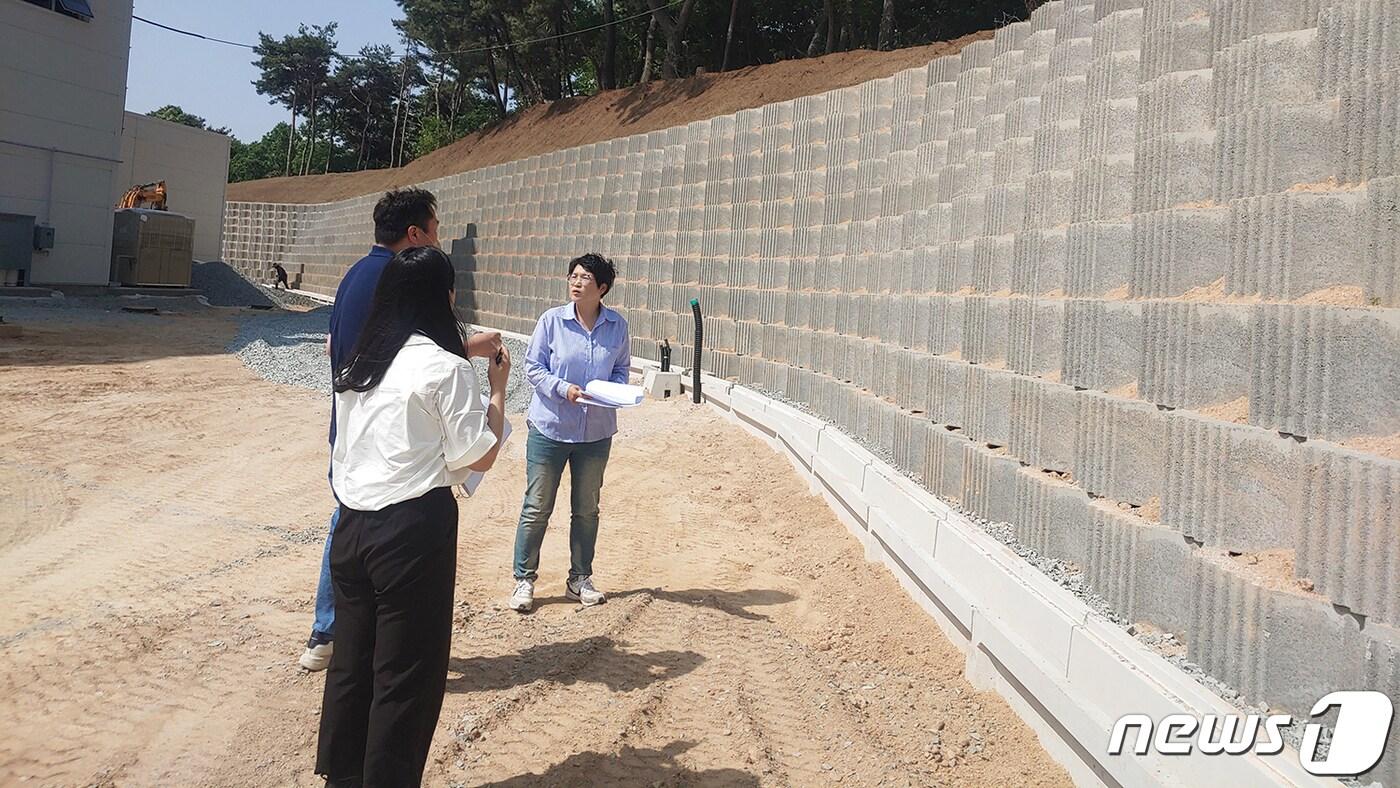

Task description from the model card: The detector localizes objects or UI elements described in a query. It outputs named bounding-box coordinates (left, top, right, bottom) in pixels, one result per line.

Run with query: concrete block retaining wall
left=225, top=0, right=1400, bottom=781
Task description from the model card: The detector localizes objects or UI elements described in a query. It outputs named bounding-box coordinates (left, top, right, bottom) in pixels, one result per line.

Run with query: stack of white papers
left=461, top=396, right=512, bottom=498
left=583, top=380, right=645, bottom=408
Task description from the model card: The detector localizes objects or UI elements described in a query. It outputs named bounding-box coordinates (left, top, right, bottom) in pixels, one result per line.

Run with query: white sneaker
left=299, top=639, right=333, bottom=671
left=566, top=576, right=606, bottom=606
left=509, top=579, right=535, bottom=612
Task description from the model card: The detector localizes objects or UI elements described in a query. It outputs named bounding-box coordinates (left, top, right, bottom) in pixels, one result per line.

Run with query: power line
left=132, top=1, right=684, bottom=61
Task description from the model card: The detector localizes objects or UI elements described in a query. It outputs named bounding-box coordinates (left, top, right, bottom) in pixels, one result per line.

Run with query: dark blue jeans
left=512, top=426, right=612, bottom=582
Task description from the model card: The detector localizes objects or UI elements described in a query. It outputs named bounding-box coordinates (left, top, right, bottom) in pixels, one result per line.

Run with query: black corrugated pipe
left=690, top=297, right=703, bottom=404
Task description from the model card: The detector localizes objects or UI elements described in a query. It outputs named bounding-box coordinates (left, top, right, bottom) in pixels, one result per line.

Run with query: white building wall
left=113, top=112, right=231, bottom=261
left=0, top=0, right=133, bottom=285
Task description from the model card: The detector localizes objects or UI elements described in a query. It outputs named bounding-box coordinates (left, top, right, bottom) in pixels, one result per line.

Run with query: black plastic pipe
left=690, top=297, right=703, bottom=404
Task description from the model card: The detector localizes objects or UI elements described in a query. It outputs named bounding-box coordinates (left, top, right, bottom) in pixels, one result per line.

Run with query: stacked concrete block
left=1138, top=301, right=1250, bottom=409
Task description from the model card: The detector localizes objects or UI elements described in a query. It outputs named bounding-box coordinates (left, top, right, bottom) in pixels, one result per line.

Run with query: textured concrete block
left=1011, top=227, right=1068, bottom=296
left=1130, top=206, right=1228, bottom=297
left=1084, top=501, right=1193, bottom=633
left=1139, top=302, right=1251, bottom=410
left=1062, top=299, right=1142, bottom=391
left=1065, top=219, right=1133, bottom=295
left=961, top=442, right=1021, bottom=525
left=1214, top=102, right=1339, bottom=201
left=1226, top=188, right=1373, bottom=303
left=923, top=422, right=972, bottom=502
left=964, top=365, right=1015, bottom=447
left=1007, top=296, right=1064, bottom=376
left=1249, top=304, right=1400, bottom=441
left=928, top=356, right=970, bottom=427
left=1297, top=442, right=1400, bottom=625
left=1009, top=374, right=1079, bottom=473
left=1164, top=411, right=1302, bottom=551
left=1012, top=466, right=1093, bottom=564
left=1074, top=391, right=1168, bottom=507
left=962, top=296, right=1011, bottom=365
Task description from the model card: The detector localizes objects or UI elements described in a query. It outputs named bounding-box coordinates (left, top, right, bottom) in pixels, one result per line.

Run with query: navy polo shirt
left=328, top=245, right=393, bottom=446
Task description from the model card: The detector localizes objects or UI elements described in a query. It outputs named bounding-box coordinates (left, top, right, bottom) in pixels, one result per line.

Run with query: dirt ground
left=0, top=308, right=1070, bottom=787
left=225, top=32, right=991, bottom=206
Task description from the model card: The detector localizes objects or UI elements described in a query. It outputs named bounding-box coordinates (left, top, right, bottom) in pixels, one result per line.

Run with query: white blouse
left=332, top=333, right=496, bottom=511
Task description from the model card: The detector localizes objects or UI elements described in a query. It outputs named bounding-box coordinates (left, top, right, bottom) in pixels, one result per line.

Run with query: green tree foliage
left=238, top=0, right=1039, bottom=182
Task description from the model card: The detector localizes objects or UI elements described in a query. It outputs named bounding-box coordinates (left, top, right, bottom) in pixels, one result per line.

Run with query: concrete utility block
left=1073, top=390, right=1168, bottom=506
left=1226, top=188, right=1373, bottom=303
left=1213, top=102, right=1339, bottom=202
left=1249, top=304, right=1400, bottom=441
left=1297, top=441, right=1400, bottom=626
left=892, top=410, right=929, bottom=477
left=1062, top=298, right=1142, bottom=391
left=923, top=422, right=973, bottom=503
left=1130, top=205, right=1228, bottom=297
left=927, top=356, right=970, bottom=427
left=1012, top=466, right=1092, bottom=564
left=1163, top=411, right=1302, bottom=552
left=926, top=292, right=965, bottom=355
left=1025, top=169, right=1077, bottom=229
left=1139, top=302, right=1251, bottom=410
left=1009, top=375, right=1079, bottom=473
left=1007, top=296, right=1065, bottom=377
left=1084, top=500, right=1193, bottom=634
left=961, top=442, right=1022, bottom=525
left=964, top=365, right=1016, bottom=447
left=1371, top=176, right=1400, bottom=307
left=985, top=183, right=1028, bottom=237
left=962, top=296, right=1011, bottom=365
left=1319, top=0, right=1400, bottom=96
left=1071, top=152, right=1135, bottom=222
left=1065, top=219, right=1133, bottom=295
left=971, top=234, right=1015, bottom=293
left=1011, top=227, right=1068, bottom=296
left=1079, top=95, right=1138, bottom=161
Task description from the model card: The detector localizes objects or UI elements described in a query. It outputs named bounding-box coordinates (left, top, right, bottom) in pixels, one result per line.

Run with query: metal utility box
left=112, top=209, right=194, bottom=287
left=33, top=225, right=55, bottom=250
left=0, top=213, right=36, bottom=271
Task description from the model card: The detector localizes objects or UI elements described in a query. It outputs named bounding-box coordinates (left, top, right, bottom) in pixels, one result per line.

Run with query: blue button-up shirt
left=525, top=302, right=631, bottom=443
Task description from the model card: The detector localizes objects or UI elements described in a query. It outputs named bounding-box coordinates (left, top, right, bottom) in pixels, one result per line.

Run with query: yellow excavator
left=116, top=181, right=168, bottom=210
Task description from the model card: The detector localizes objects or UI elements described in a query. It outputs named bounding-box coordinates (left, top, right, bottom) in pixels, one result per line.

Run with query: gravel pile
left=228, top=310, right=533, bottom=415
left=191, top=261, right=276, bottom=307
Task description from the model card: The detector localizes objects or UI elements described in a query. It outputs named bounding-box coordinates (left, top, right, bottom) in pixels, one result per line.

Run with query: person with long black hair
left=316, top=245, right=509, bottom=787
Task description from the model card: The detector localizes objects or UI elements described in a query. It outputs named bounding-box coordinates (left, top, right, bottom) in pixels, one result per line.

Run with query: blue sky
left=125, top=0, right=404, bottom=141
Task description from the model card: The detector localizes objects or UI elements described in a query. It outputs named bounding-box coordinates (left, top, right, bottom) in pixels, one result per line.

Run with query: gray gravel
left=228, top=309, right=532, bottom=414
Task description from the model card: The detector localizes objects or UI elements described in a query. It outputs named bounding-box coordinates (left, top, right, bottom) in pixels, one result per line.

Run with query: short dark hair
left=567, top=253, right=617, bottom=298
left=373, top=188, right=437, bottom=246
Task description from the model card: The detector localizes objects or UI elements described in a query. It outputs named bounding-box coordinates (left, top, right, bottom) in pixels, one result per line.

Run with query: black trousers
left=316, top=486, right=457, bottom=787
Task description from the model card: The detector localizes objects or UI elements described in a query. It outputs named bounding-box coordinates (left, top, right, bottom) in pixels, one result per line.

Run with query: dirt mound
left=227, top=32, right=991, bottom=205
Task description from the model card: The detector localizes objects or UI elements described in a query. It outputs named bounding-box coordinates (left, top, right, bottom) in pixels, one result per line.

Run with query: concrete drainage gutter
left=476, top=325, right=1334, bottom=787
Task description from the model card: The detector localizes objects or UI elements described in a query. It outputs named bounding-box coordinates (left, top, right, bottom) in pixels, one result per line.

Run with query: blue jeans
left=513, top=426, right=612, bottom=582
left=312, top=507, right=339, bottom=642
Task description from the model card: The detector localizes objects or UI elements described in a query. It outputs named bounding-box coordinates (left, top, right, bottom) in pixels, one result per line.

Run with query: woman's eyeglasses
left=567, top=273, right=596, bottom=284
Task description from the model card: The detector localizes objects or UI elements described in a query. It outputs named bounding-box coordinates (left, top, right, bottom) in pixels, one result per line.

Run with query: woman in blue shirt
left=510, top=253, right=631, bottom=613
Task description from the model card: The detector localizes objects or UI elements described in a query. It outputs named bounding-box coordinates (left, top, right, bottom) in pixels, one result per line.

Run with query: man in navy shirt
left=299, top=188, right=501, bottom=671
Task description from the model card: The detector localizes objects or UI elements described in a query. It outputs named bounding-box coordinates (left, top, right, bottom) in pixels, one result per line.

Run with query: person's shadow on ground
left=471, top=740, right=760, bottom=787
left=445, top=635, right=704, bottom=694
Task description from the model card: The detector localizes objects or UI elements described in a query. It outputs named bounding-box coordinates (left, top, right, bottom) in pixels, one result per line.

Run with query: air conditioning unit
left=112, top=209, right=195, bottom=287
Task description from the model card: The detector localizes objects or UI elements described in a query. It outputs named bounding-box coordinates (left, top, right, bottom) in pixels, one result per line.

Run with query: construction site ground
left=225, top=32, right=990, bottom=206
left=0, top=305, right=1070, bottom=787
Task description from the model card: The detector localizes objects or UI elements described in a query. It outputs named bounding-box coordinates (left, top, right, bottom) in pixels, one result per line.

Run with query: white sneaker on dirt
left=566, top=576, right=606, bottom=606
left=299, top=639, right=333, bottom=671
left=509, top=579, right=535, bottom=612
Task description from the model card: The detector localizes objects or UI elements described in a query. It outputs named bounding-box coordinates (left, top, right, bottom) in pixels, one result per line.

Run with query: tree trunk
left=484, top=51, right=508, bottom=115
left=807, top=10, right=826, bottom=57
left=825, top=0, right=838, bottom=53
left=324, top=118, right=335, bottom=174
left=390, top=56, right=409, bottom=167
left=301, top=83, right=318, bottom=176
left=358, top=99, right=371, bottom=170
left=878, top=0, right=896, bottom=50
left=284, top=97, right=298, bottom=177
left=640, top=15, right=657, bottom=83
left=721, top=0, right=741, bottom=71
left=601, top=0, right=616, bottom=90
left=661, top=0, right=696, bottom=79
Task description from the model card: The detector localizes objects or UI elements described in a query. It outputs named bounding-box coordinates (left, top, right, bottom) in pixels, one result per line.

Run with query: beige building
left=0, top=0, right=133, bottom=286
left=114, top=112, right=231, bottom=262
